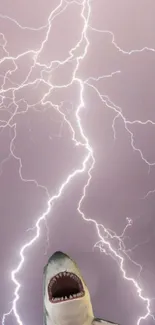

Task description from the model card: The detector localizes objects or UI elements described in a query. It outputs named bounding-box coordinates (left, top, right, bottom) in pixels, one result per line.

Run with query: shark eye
left=48, top=272, right=85, bottom=303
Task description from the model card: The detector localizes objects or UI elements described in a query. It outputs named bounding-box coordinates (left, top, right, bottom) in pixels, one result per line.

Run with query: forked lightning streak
left=0, top=0, right=154, bottom=325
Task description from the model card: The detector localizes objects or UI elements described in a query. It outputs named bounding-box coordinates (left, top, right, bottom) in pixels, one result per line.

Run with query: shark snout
left=49, top=251, right=69, bottom=262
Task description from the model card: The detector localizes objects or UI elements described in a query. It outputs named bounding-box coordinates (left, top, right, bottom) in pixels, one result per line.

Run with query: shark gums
left=43, top=251, right=119, bottom=325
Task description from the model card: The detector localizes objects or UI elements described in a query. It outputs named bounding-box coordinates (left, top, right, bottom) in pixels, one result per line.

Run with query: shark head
left=43, top=251, right=94, bottom=325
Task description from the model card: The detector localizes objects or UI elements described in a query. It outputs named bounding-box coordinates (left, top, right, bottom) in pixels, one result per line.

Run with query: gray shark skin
left=43, top=251, right=119, bottom=325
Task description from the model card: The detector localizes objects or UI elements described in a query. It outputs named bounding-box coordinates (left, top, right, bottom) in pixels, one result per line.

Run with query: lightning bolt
left=0, top=0, right=154, bottom=325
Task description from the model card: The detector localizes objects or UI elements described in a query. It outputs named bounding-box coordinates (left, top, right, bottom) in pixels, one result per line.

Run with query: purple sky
left=0, top=1, right=155, bottom=325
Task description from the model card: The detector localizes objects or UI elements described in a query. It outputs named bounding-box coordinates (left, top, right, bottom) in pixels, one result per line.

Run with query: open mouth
left=48, top=272, right=85, bottom=303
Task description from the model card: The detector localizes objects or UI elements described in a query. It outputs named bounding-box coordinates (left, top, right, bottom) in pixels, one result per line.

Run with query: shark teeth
left=50, top=272, right=82, bottom=285
left=52, top=272, right=78, bottom=279
left=51, top=291, right=84, bottom=303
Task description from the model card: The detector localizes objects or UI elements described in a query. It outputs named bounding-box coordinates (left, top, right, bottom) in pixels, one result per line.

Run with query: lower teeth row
left=52, top=292, right=83, bottom=302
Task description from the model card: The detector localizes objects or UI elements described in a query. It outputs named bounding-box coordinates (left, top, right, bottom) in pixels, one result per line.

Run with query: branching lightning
left=0, top=0, right=155, bottom=324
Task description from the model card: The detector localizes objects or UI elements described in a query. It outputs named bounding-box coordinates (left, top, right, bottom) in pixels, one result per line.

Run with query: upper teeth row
left=52, top=292, right=83, bottom=302
left=52, top=272, right=80, bottom=282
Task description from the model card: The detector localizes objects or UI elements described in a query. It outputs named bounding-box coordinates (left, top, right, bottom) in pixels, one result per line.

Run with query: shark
left=43, top=251, right=119, bottom=325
